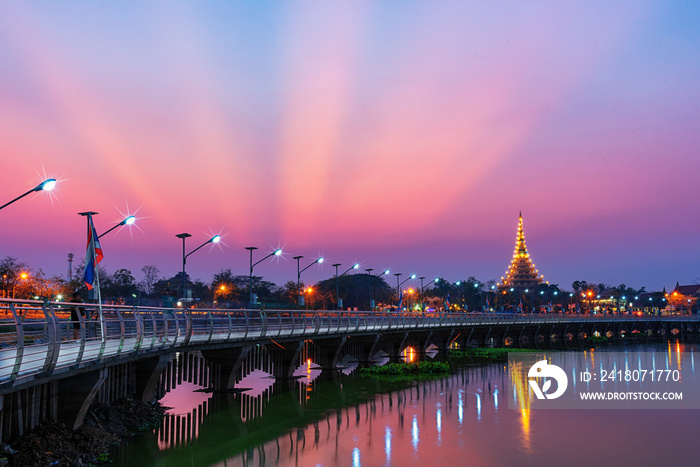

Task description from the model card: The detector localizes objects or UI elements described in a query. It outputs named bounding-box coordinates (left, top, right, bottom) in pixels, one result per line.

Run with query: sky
left=1, top=1, right=699, bottom=292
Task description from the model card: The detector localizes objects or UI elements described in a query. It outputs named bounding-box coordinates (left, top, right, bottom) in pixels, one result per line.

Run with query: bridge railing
left=0, top=297, right=696, bottom=387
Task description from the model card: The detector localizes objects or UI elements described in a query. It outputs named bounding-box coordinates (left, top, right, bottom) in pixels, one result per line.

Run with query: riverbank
left=0, top=398, right=165, bottom=466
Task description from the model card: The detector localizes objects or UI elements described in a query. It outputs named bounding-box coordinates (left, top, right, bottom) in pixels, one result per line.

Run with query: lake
left=113, top=340, right=700, bottom=466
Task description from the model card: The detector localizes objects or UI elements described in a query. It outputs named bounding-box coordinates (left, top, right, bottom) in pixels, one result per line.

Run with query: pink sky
left=1, top=2, right=699, bottom=291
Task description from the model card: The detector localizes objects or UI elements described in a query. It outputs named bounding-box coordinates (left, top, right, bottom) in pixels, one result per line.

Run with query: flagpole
left=90, top=214, right=105, bottom=341
left=79, top=211, right=106, bottom=342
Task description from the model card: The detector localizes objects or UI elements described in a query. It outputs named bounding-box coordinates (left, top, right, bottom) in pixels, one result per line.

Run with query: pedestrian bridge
left=0, top=298, right=696, bottom=441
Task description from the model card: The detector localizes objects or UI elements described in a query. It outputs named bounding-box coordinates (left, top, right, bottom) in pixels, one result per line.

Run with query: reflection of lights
left=293, top=361, right=322, bottom=386
left=411, top=416, right=419, bottom=450
left=436, top=405, right=442, bottom=437
left=352, top=447, right=360, bottom=467
left=458, top=391, right=463, bottom=425
left=385, top=427, right=392, bottom=462
left=493, top=389, right=499, bottom=411
left=402, top=346, right=416, bottom=363
left=691, top=349, right=695, bottom=373
left=475, top=393, right=481, bottom=421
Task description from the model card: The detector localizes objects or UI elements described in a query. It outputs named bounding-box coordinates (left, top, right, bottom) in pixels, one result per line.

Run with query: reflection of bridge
left=0, top=297, right=697, bottom=441
left=115, top=364, right=508, bottom=466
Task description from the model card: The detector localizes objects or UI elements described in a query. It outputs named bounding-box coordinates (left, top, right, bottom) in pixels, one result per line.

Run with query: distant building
left=590, top=288, right=625, bottom=312
left=667, top=282, right=700, bottom=313
left=497, top=212, right=545, bottom=292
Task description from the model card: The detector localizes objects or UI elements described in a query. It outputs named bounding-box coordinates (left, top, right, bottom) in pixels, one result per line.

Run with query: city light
left=40, top=179, right=57, bottom=191
left=1, top=178, right=58, bottom=211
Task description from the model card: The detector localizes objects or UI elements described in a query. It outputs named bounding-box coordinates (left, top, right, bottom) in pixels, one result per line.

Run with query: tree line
left=0, top=255, right=670, bottom=310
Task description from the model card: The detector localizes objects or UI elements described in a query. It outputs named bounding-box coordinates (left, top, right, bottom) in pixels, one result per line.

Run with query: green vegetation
left=449, top=347, right=535, bottom=361
left=360, top=361, right=451, bottom=376
left=588, top=335, right=608, bottom=343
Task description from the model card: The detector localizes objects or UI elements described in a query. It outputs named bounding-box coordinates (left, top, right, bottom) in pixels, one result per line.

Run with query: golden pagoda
left=498, top=212, right=544, bottom=291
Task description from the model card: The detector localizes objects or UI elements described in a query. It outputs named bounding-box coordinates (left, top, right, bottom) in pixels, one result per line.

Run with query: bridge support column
left=202, top=346, right=252, bottom=391
left=57, top=368, right=108, bottom=430
left=266, top=341, right=304, bottom=379
left=312, top=337, right=347, bottom=369
left=384, top=332, right=409, bottom=362
left=134, top=354, right=171, bottom=403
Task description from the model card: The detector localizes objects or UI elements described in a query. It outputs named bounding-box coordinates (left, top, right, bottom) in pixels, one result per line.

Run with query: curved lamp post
left=293, top=255, right=323, bottom=307
left=418, top=276, right=439, bottom=311
left=98, top=215, right=136, bottom=239
left=334, top=263, right=359, bottom=310
left=1, top=179, right=56, bottom=211
left=245, top=247, right=282, bottom=307
left=367, top=268, right=390, bottom=310
left=176, top=233, right=221, bottom=302
left=394, top=273, right=416, bottom=309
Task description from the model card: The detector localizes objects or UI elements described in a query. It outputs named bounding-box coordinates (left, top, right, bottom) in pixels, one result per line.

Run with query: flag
left=84, top=215, right=104, bottom=290
left=397, top=290, right=404, bottom=310
left=518, top=298, right=523, bottom=312
left=445, top=293, right=451, bottom=309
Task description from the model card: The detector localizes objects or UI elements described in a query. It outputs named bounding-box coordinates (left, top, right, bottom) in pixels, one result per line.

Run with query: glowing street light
left=394, top=273, right=416, bottom=309
left=246, top=247, right=283, bottom=307
left=1, top=178, right=57, bottom=211
left=334, top=263, right=360, bottom=310
left=98, top=215, right=137, bottom=239
left=367, top=268, right=390, bottom=310
left=294, top=256, right=323, bottom=307
left=176, top=233, right=221, bottom=302
left=418, top=276, right=438, bottom=311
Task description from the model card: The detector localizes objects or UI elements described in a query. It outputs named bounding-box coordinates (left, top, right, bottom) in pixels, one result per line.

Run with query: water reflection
left=114, top=341, right=700, bottom=467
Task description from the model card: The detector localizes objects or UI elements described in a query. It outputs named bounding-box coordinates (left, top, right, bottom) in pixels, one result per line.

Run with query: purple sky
left=1, top=1, right=699, bottom=291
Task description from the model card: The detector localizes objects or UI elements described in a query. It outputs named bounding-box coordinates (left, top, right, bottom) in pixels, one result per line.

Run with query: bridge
left=0, top=297, right=696, bottom=442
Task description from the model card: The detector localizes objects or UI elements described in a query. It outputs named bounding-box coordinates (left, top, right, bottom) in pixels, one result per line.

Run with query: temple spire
left=498, top=212, right=544, bottom=290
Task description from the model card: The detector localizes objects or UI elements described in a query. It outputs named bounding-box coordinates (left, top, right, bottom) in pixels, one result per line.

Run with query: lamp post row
left=2, top=178, right=450, bottom=311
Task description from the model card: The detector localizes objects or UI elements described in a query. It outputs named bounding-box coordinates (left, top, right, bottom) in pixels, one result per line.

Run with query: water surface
left=114, top=341, right=700, bottom=466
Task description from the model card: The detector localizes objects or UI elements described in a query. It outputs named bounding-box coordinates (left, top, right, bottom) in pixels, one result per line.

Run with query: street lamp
left=335, top=263, right=359, bottom=310
left=418, top=276, right=438, bottom=311
left=176, top=233, right=221, bottom=302
left=98, top=215, right=136, bottom=239
left=0, top=178, right=56, bottom=211
left=294, top=256, right=323, bottom=307
left=245, top=247, right=282, bottom=307
left=294, top=256, right=323, bottom=306
left=367, top=268, right=390, bottom=310
left=394, top=273, right=416, bottom=310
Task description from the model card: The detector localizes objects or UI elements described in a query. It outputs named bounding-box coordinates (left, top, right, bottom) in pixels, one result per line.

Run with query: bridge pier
left=267, top=341, right=304, bottom=379
left=310, top=337, right=347, bottom=369
left=202, top=346, right=252, bottom=391
left=57, top=369, right=108, bottom=430
left=134, top=355, right=171, bottom=403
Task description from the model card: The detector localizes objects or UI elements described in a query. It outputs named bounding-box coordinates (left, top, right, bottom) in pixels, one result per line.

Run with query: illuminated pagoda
left=498, top=212, right=544, bottom=291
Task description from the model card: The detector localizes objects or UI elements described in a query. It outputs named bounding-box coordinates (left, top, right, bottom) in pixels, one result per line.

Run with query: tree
left=279, top=281, right=302, bottom=305
left=0, top=256, right=29, bottom=298
left=312, top=274, right=391, bottom=310
left=211, top=269, right=240, bottom=306
left=103, top=269, right=138, bottom=301
left=140, top=265, right=160, bottom=296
